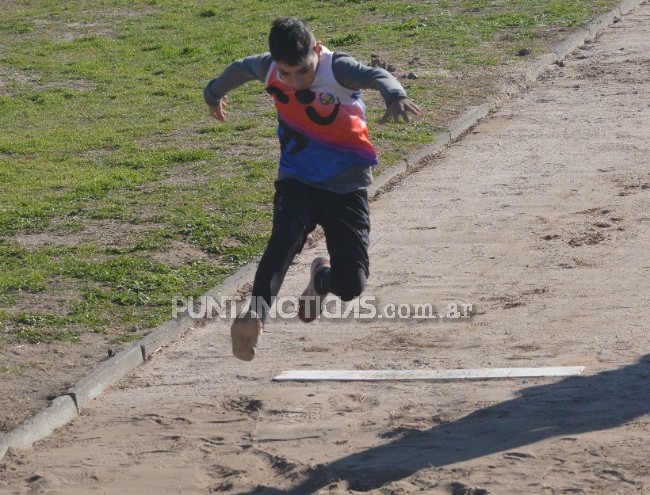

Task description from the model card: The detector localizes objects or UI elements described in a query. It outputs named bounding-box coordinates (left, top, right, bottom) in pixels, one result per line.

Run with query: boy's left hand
left=380, top=97, right=421, bottom=124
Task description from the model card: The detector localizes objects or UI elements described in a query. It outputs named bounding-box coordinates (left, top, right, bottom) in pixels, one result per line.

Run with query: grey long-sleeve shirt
left=204, top=52, right=408, bottom=193
left=204, top=52, right=407, bottom=107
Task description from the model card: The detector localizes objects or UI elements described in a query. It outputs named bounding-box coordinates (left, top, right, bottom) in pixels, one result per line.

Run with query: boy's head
left=269, top=17, right=322, bottom=91
left=269, top=17, right=316, bottom=66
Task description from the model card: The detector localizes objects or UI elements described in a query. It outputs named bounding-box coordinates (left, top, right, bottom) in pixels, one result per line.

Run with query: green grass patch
left=1, top=363, right=43, bottom=374
left=0, top=0, right=620, bottom=344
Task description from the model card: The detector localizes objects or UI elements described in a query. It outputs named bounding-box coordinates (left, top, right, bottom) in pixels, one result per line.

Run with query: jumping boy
left=204, top=17, right=421, bottom=361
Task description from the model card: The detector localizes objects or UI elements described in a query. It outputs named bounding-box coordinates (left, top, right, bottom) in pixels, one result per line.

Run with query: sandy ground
left=2, top=4, right=650, bottom=494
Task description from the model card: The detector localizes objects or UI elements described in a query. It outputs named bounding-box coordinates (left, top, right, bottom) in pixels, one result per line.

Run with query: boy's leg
left=318, top=188, right=370, bottom=301
left=232, top=180, right=315, bottom=360
left=298, top=187, right=370, bottom=323
left=251, top=179, right=316, bottom=320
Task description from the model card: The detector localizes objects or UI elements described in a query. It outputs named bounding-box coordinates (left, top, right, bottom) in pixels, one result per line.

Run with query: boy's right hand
left=208, top=96, right=227, bottom=121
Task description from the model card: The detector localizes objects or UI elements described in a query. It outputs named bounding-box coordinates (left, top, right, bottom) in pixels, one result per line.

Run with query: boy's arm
left=332, top=53, right=421, bottom=123
left=204, top=54, right=273, bottom=121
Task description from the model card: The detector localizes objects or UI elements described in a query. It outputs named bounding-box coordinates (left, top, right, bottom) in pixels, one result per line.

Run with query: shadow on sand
left=240, top=354, right=650, bottom=493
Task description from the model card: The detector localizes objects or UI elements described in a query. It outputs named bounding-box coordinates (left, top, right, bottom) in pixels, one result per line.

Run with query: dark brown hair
left=268, top=17, right=315, bottom=66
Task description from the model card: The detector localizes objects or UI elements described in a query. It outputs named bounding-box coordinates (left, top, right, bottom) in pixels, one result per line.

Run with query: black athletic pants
left=251, top=179, right=370, bottom=322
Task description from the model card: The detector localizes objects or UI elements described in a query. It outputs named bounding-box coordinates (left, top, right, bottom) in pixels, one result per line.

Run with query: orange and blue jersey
left=265, top=47, right=378, bottom=182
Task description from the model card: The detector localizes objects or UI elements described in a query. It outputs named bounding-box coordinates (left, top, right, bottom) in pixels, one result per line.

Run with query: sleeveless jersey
left=265, top=47, right=378, bottom=182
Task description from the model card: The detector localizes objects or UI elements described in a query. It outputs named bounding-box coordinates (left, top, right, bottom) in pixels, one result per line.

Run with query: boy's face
left=276, top=42, right=322, bottom=91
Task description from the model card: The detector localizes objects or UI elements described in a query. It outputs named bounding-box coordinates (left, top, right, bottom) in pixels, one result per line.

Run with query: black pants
left=251, top=179, right=370, bottom=322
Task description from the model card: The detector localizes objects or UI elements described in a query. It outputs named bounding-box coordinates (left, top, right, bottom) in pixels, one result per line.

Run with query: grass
left=1, top=363, right=43, bottom=374
left=0, top=0, right=621, bottom=345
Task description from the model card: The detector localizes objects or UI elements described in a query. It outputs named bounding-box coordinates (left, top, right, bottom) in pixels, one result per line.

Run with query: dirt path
left=1, top=4, right=649, bottom=494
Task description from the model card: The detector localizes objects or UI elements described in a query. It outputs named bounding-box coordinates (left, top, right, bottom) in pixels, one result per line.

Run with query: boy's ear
left=315, top=41, right=323, bottom=56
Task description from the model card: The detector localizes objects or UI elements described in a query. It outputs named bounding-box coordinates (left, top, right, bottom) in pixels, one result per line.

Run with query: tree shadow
left=240, top=354, right=650, bottom=494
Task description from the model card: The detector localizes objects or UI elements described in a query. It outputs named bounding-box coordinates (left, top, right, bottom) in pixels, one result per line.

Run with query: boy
left=204, top=17, right=421, bottom=361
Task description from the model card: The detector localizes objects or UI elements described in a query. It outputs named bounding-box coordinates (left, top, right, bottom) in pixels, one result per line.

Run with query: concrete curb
left=0, top=0, right=645, bottom=462
left=67, top=345, right=145, bottom=411
left=140, top=316, right=195, bottom=360
left=0, top=395, right=78, bottom=458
